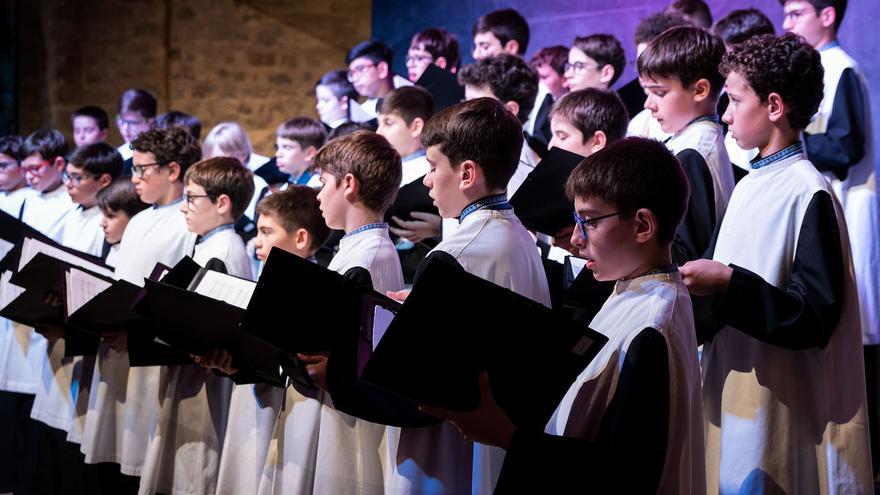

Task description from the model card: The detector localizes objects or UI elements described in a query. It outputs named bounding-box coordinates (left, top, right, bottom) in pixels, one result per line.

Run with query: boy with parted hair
left=274, top=117, right=327, bottom=188
left=71, top=105, right=110, bottom=147
left=638, top=26, right=735, bottom=264
left=681, top=32, right=872, bottom=492
left=406, top=27, right=461, bottom=82
left=563, top=34, right=626, bottom=92
left=548, top=88, right=629, bottom=158
left=472, top=8, right=530, bottom=60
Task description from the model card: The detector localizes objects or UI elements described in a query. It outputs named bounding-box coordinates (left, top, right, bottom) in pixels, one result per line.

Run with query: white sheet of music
left=0, top=238, right=13, bottom=261
left=19, top=237, right=114, bottom=278
left=372, top=305, right=396, bottom=351
left=0, top=270, right=25, bottom=311
left=567, top=256, right=588, bottom=279
left=65, top=268, right=113, bottom=317
left=192, top=270, right=255, bottom=310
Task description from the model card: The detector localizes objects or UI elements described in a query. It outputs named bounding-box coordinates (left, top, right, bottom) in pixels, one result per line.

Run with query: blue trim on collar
left=687, top=114, right=720, bottom=126
left=458, top=194, right=512, bottom=224
left=289, top=170, right=314, bottom=186
left=197, top=223, right=235, bottom=244
left=819, top=40, right=840, bottom=51
left=343, top=222, right=388, bottom=239
left=402, top=149, right=426, bottom=162
left=153, top=197, right=184, bottom=210
left=750, top=142, right=803, bottom=170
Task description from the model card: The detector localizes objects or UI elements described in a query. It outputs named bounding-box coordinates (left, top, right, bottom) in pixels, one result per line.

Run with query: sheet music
left=567, top=256, right=588, bottom=279
left=19, top=237, right=114, bottom=278
left=192, top=270, right=256, bottom=309
left=0, top=238, right=13, bottom=261
left=372, top=305, right=396, bottom=351
left=0, top=270, right=25, bottom=311
left=65, top=268, right=113, bottom=317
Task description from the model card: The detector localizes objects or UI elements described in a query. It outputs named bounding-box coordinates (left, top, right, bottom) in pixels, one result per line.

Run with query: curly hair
left=634, top=12, right=692, bottom=45
left=458, top=53, right=538, bottom=123
left=638, top=26, right=725, bottom=98
left=719, top=33, right=824, bottom=131
left=131, top=126, right=202, bottom=180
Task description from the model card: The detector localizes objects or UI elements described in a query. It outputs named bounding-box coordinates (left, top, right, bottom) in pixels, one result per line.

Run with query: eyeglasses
left=0, top=161, right=18, bottom=170
left=406, top=54, right=433, bottom=65
left=783, top=7, right=817, bottom=23
left=347, top=61, right=376, bottom=82
left=564, top=61, right=599, bottom=74
left=21, top=160, right=51, bottom=176
left=572, top=211, right=625, bottom=239
left=182, top=192, right=216, bottom=206
left=117, top=115, right=148, bottom=128
left=62, top=170, right=96, bottom=185
left=132, top=162, right=162, bottom=178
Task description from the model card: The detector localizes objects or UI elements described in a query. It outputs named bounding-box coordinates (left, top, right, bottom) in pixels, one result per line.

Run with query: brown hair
left=312, top=130, right=401, bottom=214
left=97, top=178, right=149, bottom=218
left=256, top=186, right=332, bottom=254
left=184, top=157, right=255, bottom=219
left=421, top=97, right=522, bottom=191
left=379, top=86, right=435, bottom=125
left=411, top=28, right=461, bottom=71
left=472, top=8, right=530, bottom=55
left=634, top=12, right=693, bottom=45
left=529, top=45, right=569, bottom=77
left=550, top=89, right=629, bottom=145
left=117, top=88, right=157, bottom=119
left=572, top=34, right=627, bottom=86
left=457, top=53, right=538, bottom=123
left=637, top=26, right=725, bottom=98
left=131, top=127, right=202, bottom=180
left=276, top=117, right=327, bottom=151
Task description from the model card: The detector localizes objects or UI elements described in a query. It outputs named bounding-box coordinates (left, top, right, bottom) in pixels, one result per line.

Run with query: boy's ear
left=503, top=40, right=520, bottom=56
left=599, top=64, right=616, bottom=85
left=98, top=129, right=109, bottom=141
left=409, top=117, right=425, bottom=138
left=588, top=130, right=607, bottom=153
left=766, top=92, right=787, bottom=124
left=340, top=96, right=350, bottom=111
left=51, top=156, right=66, bottom=172
left=377, top=61, right=390, bottom=80
left=434, top=57, right=448, bottom=71
left=166, top=161, right=182, bottom=182
left=294, top=227, right=310, bottom=252
left=304, top=146, right=319, bottom=162
left=97, top=173, right=113, bottom=189
left=819, top=6, right=837, bottom=30
left=458, top=159, right=478, bottom=191
left=342, top=172, right=360, bottom=202
left=692, top=78, right=711, bottom=102
left=216, top=193, right=232, bottom=216
left=502, top=101, right=520, bottom=121
left=633, top=207, right=658, bottom=244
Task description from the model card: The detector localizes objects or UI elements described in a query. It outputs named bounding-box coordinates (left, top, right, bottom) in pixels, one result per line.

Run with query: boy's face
left=131, top=150, right=174, bottom=204
left=641, top=75, right=699, bottom=134
left=22, top=153, right=64, bottom=193
left=0, top=153, right=26, bottom=191
left=64, top=163, right=107, bottom=208
left=72, top=116, right=108, bottom=148
left=181, top=181, right=225, bottom=235
left=564, top=47, right=608, bottom=91
left=423, top=144, right=468, bottom=218
left=275, top=137, right=313, bottom=177
left=100, top=208, right=131, bottom=245
left=722, top=71, right=772, bottom=152
left=117, top=111, right=153, bottom=144
left=548, top=116, right=593, bottom=158
left=535, top=62, right=567, bottom=99
left=472, top=31, right=505, bottom=60
left=316, top=171, right=347, bottom=230
left=377, top=112, right=421, bottom=157
left=406, top=44, right=434, bottom=81
left=782, top=0, right=833, bottom=48
left=348, top=56, right=388, bottom=98
left=254, top=213, right=310, bottom=261
left=315, top=85, right=348, bottom=124
left=570, top=195, right=638, bottom=282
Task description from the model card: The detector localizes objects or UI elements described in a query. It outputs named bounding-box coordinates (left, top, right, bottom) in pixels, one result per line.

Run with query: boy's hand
left=386, top=289, right=410, bottom=303
left=419, top=372, right=515, bottom=449
left=101, top=330, right=128, bottom=353
left=35, top=324, right=65, bottom=342
left=297, top=352, right=329, bottom=390
left=389, top=212, right=442, bottom=243
left=680, top=259, right=734, bottom=296
left=42, top=292, right=63, bottom=307
left=194, top=349, right=238, bottom=375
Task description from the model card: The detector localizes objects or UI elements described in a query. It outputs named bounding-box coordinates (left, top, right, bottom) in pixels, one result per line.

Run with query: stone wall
left=18, top=0, right=371, bottom=154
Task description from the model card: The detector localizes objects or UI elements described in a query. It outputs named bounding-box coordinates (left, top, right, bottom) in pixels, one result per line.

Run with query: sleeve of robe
left=494, top=327, right=670, bottom=494
left=714, top=191, right=844, bottom=350
left=804, top=68, right=867, bottom=182
left=673, top=149, right=717, bottom=265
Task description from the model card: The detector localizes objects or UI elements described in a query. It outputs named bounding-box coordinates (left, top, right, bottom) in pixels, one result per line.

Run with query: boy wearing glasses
left=562, top=34, right=626, bottom=92
left=406, top=27, right=461, bottom=82
left=19, top=130, right=73, bottom=237
left=115, top=88, right=157, bottom=175
left=0, top=135, right=33, bottom=218
left=346, top=39, right=413, bottom=119
left=638, top=26, right=735, bottom=264
left=79, top=127, right=199, bottom=490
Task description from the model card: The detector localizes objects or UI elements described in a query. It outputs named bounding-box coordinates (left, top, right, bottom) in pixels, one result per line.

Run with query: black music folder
left=414, top=63, right=465, bottom=111
left=510, top=147, right=586, bottom=236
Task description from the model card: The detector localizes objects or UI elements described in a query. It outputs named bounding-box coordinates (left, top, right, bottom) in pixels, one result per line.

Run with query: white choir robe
left=495, top=271, right=705, bottom=494
left=139, top=227, right=249, bottom=495
left=80, top=199, right=196, bottom=476
left=724, top=131, right=758, bottom=173
left=360, top=75, right=415, bottom=118
left=385, top=207, right=551, bottom=495
left=805, top=43, right=880, bottom=345
left=104, top=243, right=121, bottom=268
left=0, top=185, right=35, bottom=218
left=701, top=149, right=872, bottom=493
left=257, top=225, right=404, bottom=495
left=20, top=184, right=74, bottom=237
left=627, top=108, right=671, bottom=141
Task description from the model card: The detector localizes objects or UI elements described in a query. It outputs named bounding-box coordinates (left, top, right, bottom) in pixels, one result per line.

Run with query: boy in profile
left=274, top=117, right=326, bottom=188
left=346, top=40, right=413, bottom=118
left=548, top=88, right=628, bottom=158
left=562, top=34, right=626, bottom=92
left=0, top=135, right=32, bottom=217
left=472, top=8, right=530, bottom=60
left=95, top=179, right=149, bottom=267
left=19, top=130, right=73, bottom=236
left=71, top=106, right=109, bottom=147
left=406, top=28, right=461, bottom=82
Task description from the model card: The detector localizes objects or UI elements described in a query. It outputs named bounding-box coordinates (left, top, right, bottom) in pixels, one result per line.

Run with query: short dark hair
left=421, top=97, right=523, bottom=191
left=67, top=143, right=124, bottom=180
left=779, top=0, right=847, bottom=30
left=276, top=117, right=327, bottom=151
left=184, top=157, right=255, bottom=220
left=72, top=106, right=110, bottom=130
left=719, top=33, right=824, bottom=131
left=23, top=129, right=69, bottom=160
left=638, top=26, right=726, bottom=98
left=346, top=39, right=393, bottom=66
left=316, top=70, right=359, bottom=101
left=131, top=127, right=202, bottom=180
left=312, top=130, right=401, bottom=214
left=458, top=54, right=538, bottom=123
left=572, top=34, right=627, bottom=86
left=665, top=0, right=713, bottom=29
left=566, top=137, right=689, bottom=244
left=550, top=89, right=629, bottom=145
left=256, top=185, right=332, bottom=254
left=411, top=28, right=461, bottom=72
left=97, top=178, right=149, bottom=218
left=0, top=135, right=23, bottom=162
left=156, top=111, right=202, bottom=140
left=328, top=122, right=370, bottom=141
left=714, top=8, right=775, bottom=46
left=472, top=8, right=530, bottom=55
left=634, top=12, right=693, bottom=45
left=117, top=88, right=157, bottom=119
left=379, top=86, right=435, bottom=125
left=529, top=45, right=568, bottom=77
